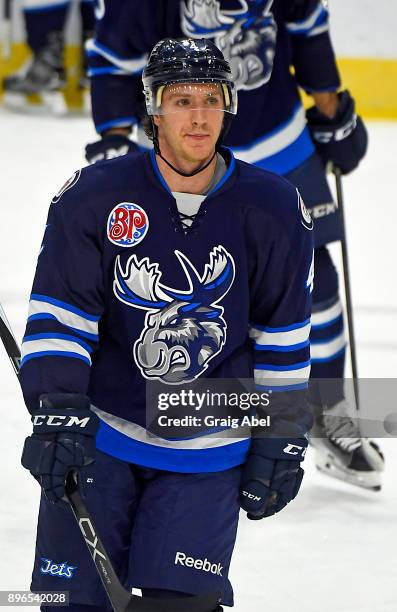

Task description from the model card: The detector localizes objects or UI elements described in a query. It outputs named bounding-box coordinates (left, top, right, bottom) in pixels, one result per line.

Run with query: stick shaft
left=334, top=169, right=360, bottom=410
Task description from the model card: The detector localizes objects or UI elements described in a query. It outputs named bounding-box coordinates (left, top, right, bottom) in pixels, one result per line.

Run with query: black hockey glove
left=240, top=437, right=308, bottom=519
left=306, top=90, right=368, bottom=175
left=21, top=393, right=99, bottom=503
left=85, top=134, right=140, bottom=164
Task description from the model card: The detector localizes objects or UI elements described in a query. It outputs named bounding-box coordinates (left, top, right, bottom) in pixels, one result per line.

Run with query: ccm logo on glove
left=32, top=414, right=91, bottom=428
left=21, top=393, right=99, bottom=504
left=312, top=115, right=357, bottom=144
left=242, top=491, right=261, bottom=502
left=240, top=437, right=308, bottom=519
left=283, top=443, right=306, bottom=457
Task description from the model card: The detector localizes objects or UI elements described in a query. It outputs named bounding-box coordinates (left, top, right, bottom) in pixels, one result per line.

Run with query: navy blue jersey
left=19, top=149, right=314, bottom=472
left=87, top=0, right=340, bottom=175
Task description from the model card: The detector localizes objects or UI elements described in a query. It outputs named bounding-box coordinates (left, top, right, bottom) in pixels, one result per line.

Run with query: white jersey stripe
left=232, top=105, right=307, bottom=163
left=86, top=39, right=148, bottom=75
left=249, top=321, right=311, bottom=347
left=21, top=338, right=92, bottom=364
left=286, top=4, right=325, bottom=33
left=308, top=23, right=329, bottom=37
left=93, top=407, right=250, bottom=450
left=254, top=365, right=311, bottom=384
left=28, top=300, right=99, bottom=337
left=311, top=332, right=346, bottom=360
left=311, top=300, right=343, bottom=327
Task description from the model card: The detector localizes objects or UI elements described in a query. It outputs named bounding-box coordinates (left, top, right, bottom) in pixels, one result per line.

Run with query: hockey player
left=3, top=0, right=95, bottom=113
left=84, top=0, right=384, bottom=490
left=20, top=39, right=314, bottom=610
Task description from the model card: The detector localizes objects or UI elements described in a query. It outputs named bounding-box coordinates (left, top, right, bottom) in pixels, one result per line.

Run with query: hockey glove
left=240, top=437, right=307, bottom=519
left=21, top=393, right=99, bottom=503
left=306, top=90, right=368, bottom=175
left=85, top=134, right=140, bottom=164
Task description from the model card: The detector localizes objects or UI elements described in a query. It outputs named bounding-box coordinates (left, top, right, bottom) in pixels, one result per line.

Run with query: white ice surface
left=0, top=109, right=396, bottom=611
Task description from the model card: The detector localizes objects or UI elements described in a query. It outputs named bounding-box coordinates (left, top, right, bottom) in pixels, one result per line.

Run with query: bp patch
left=107, top=202, right=149, bottom=247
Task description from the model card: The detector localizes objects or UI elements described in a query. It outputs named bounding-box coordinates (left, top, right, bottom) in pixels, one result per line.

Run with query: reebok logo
left=174, top=552, right=223, bottom=576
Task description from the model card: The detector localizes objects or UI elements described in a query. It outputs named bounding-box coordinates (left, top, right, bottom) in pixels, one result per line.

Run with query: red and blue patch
left=107, top=202, right=149, bottom=247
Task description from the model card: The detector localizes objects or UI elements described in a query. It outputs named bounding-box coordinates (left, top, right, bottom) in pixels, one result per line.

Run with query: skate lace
left=323, top=406, right=362, bottom=453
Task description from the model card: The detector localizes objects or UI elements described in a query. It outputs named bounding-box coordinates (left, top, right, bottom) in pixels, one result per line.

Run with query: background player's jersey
left=19, top=150, right=313, bottom=472
left=87, top=0, right=340, bottom=175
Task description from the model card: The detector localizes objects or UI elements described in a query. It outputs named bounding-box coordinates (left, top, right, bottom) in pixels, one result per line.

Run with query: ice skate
left=310, top=399, right=384, bottom=491
left=3, top=32, right=67, bottom=115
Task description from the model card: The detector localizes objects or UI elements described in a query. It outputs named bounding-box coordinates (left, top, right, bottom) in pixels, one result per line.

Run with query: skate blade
left=315, top=456, right=382, bottom=491
left=3, top=91, right=67, bottom=116
left=41, top=91, right=68, bottom=116
left=361, top=439, right=385, bottom=472
left=3, top=92, right=36, bottom=111
left=81, top=88, right=92, bottom=115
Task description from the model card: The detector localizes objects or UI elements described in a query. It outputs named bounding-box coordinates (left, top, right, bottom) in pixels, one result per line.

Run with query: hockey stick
left=333, top=168, right=360, bottom=412
left=334, top=169, right=386, bottom=473
left=1, top=0, right=12, bottom=60
left=0, top=303, right=221, bottom=612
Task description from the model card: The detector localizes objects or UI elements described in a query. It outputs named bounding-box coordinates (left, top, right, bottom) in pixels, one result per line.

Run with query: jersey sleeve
left=248, top=183, right=314, bottom=438
left=87, top=0, right=175, bottom=133
left=19, top=170, right=105, bottom=412
left=283, top=0, right=341, bottom=93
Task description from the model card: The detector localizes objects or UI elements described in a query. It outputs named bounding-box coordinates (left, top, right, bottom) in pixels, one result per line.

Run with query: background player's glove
left=306, top=90, right=368, bottom=174
left=240, top=437, right=308, bottom=519
left=85, top=134, right=140, bottom=164
left=21, top=393, right=99, bottom=503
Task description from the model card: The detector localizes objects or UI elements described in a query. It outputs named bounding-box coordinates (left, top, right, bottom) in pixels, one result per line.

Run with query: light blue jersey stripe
left=21, top=350, right=91, bottom=367
left=96, top=117, right=138, bottom=134
left=24, top=1, right=69, bottom=13
left=254, top=339, right=310, bottom=352
left=249, top=128, right=314, bottom=175
left=27, top=314, right=99, bottom=342
left=96, top=421, right=250, bottom=473
left=286, top=3, right=328, bottom=35
left=31, top=294, right=100, bottom=321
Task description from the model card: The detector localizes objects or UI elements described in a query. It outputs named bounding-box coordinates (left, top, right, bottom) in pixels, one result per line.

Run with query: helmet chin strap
left=152, top=120, right=217, bottom=178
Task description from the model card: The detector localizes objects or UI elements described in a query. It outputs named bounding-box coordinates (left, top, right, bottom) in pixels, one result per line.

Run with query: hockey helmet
left=142, top=38, right=237, bottom=116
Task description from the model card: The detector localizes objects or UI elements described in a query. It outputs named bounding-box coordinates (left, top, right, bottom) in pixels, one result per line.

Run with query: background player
left=84, top=0, right=384, bottom=489
left=19, top=38, right=313, bottom=610
left=3, top=0, right=95, bottom=112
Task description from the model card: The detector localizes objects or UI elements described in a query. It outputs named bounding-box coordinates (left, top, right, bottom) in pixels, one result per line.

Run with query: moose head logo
left=181, top=0, right=277, bottom=90
left=113, top=246, right=235, bottom=384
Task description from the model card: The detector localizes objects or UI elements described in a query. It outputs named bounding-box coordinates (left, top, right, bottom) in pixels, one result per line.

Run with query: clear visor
left=146, top=82, right=237, bottom=116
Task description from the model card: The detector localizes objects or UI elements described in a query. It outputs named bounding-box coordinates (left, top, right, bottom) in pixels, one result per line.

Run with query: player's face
left=154, top=83, right=224, bottom=165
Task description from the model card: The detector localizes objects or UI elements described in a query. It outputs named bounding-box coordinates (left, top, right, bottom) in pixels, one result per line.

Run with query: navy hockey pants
left=31, top=450, right=241, bottom=609
left=285, top=153, right=345, bottom=407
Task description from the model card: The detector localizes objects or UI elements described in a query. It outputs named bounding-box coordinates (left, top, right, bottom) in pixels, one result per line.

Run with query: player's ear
left=153, top=115, right=161, bottom=127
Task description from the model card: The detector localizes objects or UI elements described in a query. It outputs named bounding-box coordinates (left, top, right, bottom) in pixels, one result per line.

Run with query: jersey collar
left=147, top=147, right=236, bottom=198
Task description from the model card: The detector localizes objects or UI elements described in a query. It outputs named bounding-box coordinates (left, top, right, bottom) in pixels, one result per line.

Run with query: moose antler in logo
left=181, top=0, right=277, bottom=90
left=113, top=246, right=235, bottom=384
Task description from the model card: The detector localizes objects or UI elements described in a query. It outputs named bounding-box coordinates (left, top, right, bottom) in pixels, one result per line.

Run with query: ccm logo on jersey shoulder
left=52, top=170, right=81, bottom=204
left=107, top=202, right=149, bottom=247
